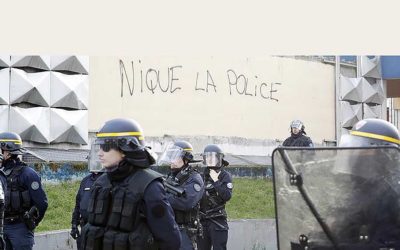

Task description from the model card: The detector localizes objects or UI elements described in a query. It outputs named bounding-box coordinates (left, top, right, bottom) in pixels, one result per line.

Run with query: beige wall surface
left=89, top=56, right=335, bottom=143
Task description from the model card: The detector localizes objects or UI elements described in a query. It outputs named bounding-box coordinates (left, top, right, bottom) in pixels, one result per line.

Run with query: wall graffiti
left=119, top=59, right=282, bottom=101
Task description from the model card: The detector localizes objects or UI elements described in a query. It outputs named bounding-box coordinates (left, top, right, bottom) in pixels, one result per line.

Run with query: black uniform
left=80, top=160, right=181, bottom=250
left=0, top=170, right=6, bottom=250
left=283, top=133, right=313, bottom=147
left=198, top=168, right=233, bottom=250
left=71, top=172, right=102, bottom=250
left=166, top=166, right=204, bottom=250
left=2, top=158, right=48, bottom=250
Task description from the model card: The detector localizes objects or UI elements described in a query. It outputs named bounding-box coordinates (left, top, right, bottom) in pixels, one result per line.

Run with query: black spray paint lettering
left=195, top=70, right=217, bottom=92
left=259, top=82, right=282, bottom=101
left=227, top=70, right=253, bottom=96
left=227, top=69, right=281, bottom=101
left=119, top=60, right=182, bottom=96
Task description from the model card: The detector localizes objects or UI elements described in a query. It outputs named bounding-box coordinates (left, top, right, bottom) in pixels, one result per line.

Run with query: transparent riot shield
left=272, top=146, right=400, bottom=250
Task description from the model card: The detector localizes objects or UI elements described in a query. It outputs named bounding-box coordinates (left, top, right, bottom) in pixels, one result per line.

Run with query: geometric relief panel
left=0, top=56, right=10, bottom=68
left=2, top=55, right=89, bottom=145
left=50, top=108, right=88, bottom=144
left=0, top=105, right=9, bottom=132
left=341, top=101, right=362, bottom=129
left=9, top=106, right=50, bottom=144
left=10, top=69, right=50, bottom=106
left=51, top=56, right=89, bottom=74
left=340, top=76, right=362, bottom=102
left=361, top=56, right=381, bottom=79
left=0, top=68, right=10, bottom=105
left=363, top=104, right=381, bottom=119
left=11, top=56, right=50, bottom=71
left=50, top=72, right=89, bottom=109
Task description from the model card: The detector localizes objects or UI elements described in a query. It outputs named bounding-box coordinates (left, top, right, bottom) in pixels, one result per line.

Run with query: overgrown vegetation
left=35, top=178, right=274, bottom=232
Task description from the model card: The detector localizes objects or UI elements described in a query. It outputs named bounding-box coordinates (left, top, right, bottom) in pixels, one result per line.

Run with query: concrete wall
left=33, top=219, right=277, bottom=250
left=89, top=56, right=336, bottom=144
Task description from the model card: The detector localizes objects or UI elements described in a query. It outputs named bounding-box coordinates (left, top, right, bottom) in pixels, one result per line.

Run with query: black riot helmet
left=157, top=140, right=194, bottom=167
left=173, top=141, right=194, bottom=163
left=203, top=144, right=229, bottom=168
left=94, top=118, right=157, bottom=168
left=0, top=132, right=26, bottom=155
left=339, top=118, right=400, bottom=147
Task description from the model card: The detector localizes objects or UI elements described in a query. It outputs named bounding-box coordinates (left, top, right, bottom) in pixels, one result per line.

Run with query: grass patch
left=226, top=178, right=275, bottom=219
left=35, top=177, right=274, bottom=232
left=36, top=181, right=80, bottom=232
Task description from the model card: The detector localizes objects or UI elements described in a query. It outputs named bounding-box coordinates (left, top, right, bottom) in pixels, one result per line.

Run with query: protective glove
left=70, top=224, right=80, bottom=240
left=209, top=169, right=221, bottom=182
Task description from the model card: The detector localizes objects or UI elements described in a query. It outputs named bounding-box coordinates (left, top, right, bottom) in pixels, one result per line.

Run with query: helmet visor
left=88, top=143, right=104, bottom=172
left=157, top=144, right=184, bottom=166
left=202, top=152, right=223, bottom=167
left=89, top=139, right=120, bottom=169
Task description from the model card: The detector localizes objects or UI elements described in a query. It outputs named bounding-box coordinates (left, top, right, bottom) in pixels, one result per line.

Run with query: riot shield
left=272, top=146, right=400, bottom=250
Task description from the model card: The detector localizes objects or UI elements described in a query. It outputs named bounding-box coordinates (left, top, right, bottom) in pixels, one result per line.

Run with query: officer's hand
left=209, top=169, right=220, bottom=182
left=70, top=224, right=80, bottom=240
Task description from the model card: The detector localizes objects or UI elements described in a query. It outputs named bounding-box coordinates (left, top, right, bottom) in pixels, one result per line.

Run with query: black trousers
left=197, top=218, right=228, bottom=250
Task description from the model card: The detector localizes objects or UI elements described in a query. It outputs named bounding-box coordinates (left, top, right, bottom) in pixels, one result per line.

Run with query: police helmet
left=157, top=140, right=194, bottom=166
left=0, top=132, right=26, bottom=155
left=290, top=120, right=305, bottom=131
left=203, top=144, right=229, bottom=168
left=174, top=141, right=194, bottom=162
left=339, top=118, right=400, bottom=147
left=94, top=118, right=156, bottom=168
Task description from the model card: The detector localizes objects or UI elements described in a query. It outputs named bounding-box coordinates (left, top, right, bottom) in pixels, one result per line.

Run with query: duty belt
left=4, top=215, right=23, bottom=224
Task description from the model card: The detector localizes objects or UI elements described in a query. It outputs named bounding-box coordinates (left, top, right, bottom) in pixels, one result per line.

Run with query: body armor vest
left=81, top=168, right=161, bottom=250
left=4, top=164, right=31, bottom=217
left=167, top=166, right=200, bottom=226
left=200, top=174, right=227, bottom=219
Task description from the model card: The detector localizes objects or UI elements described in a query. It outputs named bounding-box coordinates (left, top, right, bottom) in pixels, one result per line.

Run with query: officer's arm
left=212, top=171, right=233, bottom=202
left=167, top=174, right=204, bottom=211
left=306, top=137, right=314, bottom=147
left=282, top=138, right=289, bottom=146
left=23, top=170, right=48, bottom=223
left=71, top=181, right=83, bottom=225
left=143, top=179, right=181, bottom=250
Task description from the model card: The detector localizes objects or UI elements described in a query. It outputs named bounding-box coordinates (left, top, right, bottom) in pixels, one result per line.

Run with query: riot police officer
left=283, top=120, right=313, bottom=147
left=0, top=132, right=48, bottom=250
left=80, top=118, right=181, bottom=250
left=339, top=118, right=400, bottom=147
left=70, top=158, right=103, bottom=250
left=158, top=141, right=204, bottom=250
left=198, top=144, right=233, bottom=250
left=336, top=118, right=400, bottom=247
